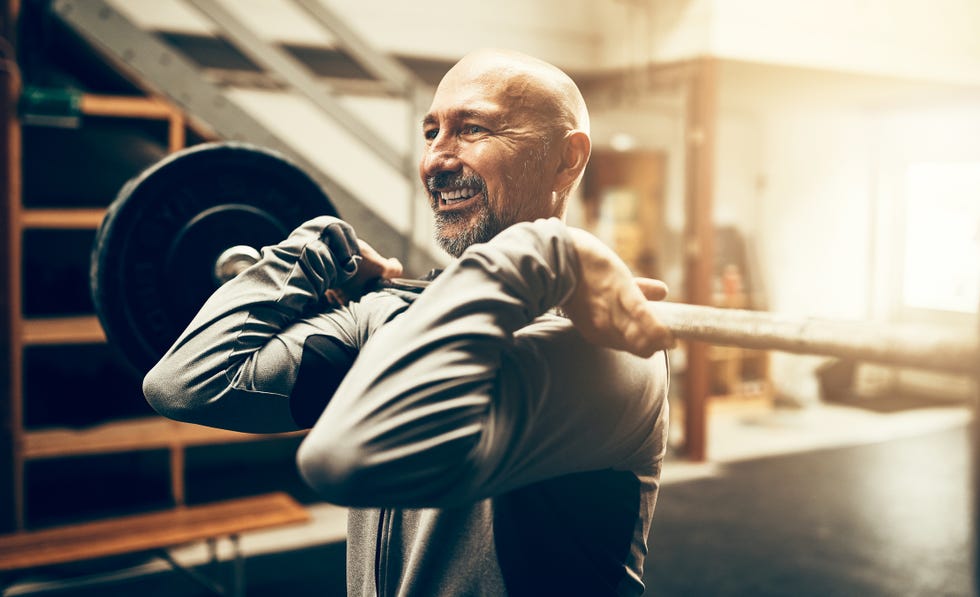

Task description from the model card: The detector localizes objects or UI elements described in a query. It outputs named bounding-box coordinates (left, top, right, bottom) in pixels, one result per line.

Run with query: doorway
left=581, top=150, right=667, bottom=279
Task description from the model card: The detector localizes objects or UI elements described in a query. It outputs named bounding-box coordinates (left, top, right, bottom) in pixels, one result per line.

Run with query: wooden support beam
left=975, top=290, right=979, bottom=593
left=1, top=0, right=22, bottom=532
left=682, top=57, right=717, bottom=462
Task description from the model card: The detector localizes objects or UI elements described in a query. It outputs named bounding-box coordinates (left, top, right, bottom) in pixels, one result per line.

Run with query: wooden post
left=170, top=445, right=186, bottom=507
left=683, top=57, right=717, bottom=462
left=1, top=0, right=21, bottom=531
left=168, top=110, right=185, bottom=152
left=975, top=276, right=979, bottom=591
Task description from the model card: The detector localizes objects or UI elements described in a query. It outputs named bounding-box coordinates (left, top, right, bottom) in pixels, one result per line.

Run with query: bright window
left=903, top=163, right=980, bottom=313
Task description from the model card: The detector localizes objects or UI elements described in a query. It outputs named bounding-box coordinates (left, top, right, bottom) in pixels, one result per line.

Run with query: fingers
left=357, top=240, right=403, bottom=279
left=318, top=223, right=403, bottom=307
left=370, top=256, right=404, bottom=280
left=565, top=227, right=676, bottom=356
left=635, top=277, right=668, bottom=302
left=323, top=288, right=348, bottom=308
left=321, top=221, right=361, bottom=282
left=322, top=222, right=403, bottom=283
left=622, top=298, right=675, bottom=358
left=383, top=258, right=404, bottom=278
left=329, top=238, right=403, bottom=306
left=635, top=304, right=676, bottom=355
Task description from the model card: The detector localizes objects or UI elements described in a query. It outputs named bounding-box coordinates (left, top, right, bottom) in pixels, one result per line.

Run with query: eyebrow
left=421, top=108, right=502, bottom=127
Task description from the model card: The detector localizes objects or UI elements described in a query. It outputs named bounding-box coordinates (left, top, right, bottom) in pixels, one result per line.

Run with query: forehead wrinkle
left=460, top=60, right=585, bottom=136
left=423, top=100, right=504, bottom=125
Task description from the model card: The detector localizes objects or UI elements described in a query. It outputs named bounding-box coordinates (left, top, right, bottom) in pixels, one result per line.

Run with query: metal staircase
left=52, top=0, right=439, bottom=273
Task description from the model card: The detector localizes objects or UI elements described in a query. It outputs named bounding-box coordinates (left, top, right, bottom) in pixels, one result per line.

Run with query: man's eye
left=461, top=125, right=486, bottom=135
left=423, top=128, right=439, bottom=141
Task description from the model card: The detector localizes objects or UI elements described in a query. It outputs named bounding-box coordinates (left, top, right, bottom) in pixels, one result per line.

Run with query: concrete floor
left=5, top=402, right=975, bottom=596
left=648, top=408, right=974, bottom=596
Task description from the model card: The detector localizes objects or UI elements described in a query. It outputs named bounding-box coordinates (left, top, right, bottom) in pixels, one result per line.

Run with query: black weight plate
left=92, top=142, right=338, bottom=377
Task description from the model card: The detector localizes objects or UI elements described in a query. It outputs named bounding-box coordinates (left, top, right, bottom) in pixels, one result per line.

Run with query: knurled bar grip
left=649, top=302, right=978, bottom=375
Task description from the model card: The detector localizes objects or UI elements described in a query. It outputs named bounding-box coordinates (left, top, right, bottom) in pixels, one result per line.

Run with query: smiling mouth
left=435, top=187, right=482, bottom=210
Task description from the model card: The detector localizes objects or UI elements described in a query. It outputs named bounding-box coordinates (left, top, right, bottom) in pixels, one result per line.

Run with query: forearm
left=143, top=216, right=357, bottom=433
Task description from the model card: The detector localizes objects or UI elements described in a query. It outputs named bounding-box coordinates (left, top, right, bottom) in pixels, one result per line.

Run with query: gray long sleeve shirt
left=144, top=216, right=670, bottom=596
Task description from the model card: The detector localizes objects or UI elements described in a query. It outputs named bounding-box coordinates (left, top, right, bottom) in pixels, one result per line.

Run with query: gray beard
left=433, top=194, right=506, bottom=257
left=427, top=139, right=550, bottom=257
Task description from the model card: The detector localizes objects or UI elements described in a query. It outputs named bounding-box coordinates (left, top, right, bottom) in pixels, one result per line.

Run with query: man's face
left=420, top=69, right=560, bottom=257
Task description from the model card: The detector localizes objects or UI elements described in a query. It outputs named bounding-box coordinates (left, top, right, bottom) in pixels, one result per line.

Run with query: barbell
left=90, top=142, right=979, bottom=378
left=91, top=142, right=339, bottom=375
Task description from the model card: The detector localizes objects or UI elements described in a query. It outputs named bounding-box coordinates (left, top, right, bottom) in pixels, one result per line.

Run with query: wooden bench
left=0, top=492, right=311, bottom=596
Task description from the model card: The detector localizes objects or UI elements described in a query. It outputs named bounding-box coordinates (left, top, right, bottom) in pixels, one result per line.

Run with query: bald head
left=420, top=49, right=592, bottom=256
left=439, top=49, right=590, bottom=136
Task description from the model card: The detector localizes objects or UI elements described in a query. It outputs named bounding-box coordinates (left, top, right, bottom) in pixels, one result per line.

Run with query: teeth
left=439, top=188, right=478, bottom=204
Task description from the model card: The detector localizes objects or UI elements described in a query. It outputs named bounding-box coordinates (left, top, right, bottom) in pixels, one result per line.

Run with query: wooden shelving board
left=79, top=94, right=173, bottom=119
left=20, top=208, right=107, bottom=229
left=22, top=316, right=106, bottom=345
left=0, top=492, right=310, bottom=571
left=22, top=416, right=305, bottom=460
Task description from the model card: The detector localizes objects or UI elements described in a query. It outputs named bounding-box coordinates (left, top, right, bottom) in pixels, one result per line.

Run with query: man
left=144, top=49, right=673, bottom=596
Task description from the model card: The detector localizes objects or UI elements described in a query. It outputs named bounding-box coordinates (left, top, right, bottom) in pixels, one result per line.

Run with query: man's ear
left=554, top=130, right=592, bottom=193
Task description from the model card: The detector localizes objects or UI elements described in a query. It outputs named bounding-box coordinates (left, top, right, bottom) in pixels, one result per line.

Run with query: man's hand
left=351, top=239, right=404, bottom=287
left=562, top=228, right=674, bottom=358
left=321, top=221, right=403, bottom=307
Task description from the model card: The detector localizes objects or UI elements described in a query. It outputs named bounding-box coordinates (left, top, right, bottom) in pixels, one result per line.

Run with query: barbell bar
left=648, top=302, right=977, bottom=376
left=213, top=254, right=979, bottom=376
left=376, top=281, right=976, bottom=375
left=91, top=141, right=978, bottom=378
left=376, top=278, right=978, bottom=375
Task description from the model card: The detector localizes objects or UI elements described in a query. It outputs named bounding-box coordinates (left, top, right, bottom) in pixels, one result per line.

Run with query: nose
left=419, top=133, right=462, bottom=181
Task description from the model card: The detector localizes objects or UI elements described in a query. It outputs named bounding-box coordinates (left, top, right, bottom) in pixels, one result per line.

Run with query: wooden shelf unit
left=2, top=80, right=238, bottom=530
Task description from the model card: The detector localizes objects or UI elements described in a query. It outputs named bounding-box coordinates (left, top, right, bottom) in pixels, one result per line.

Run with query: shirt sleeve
left=142, top=216, right=393, bottom=433
left=296, top=218, right=670, bottom=508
